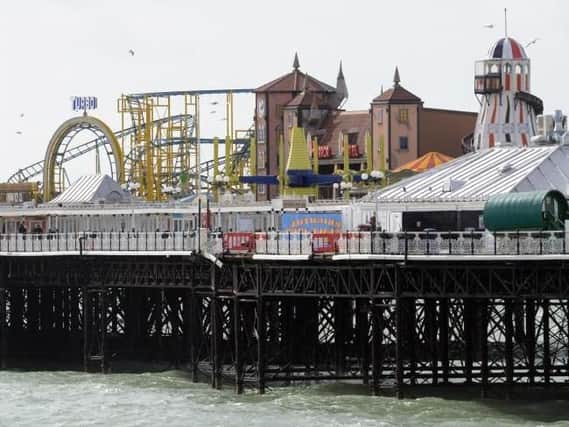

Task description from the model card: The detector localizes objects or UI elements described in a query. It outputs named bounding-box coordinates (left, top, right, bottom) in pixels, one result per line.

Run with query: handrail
left=0, top=230, right=568, bottom=258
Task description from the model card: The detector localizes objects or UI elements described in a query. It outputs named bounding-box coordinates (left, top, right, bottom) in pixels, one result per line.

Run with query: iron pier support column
left=406, top=299, right=416, bottom=386
left=439, top=298, right=449, bottom=384
left=82, top=287, right=107, bottom=374
left=464, top=299, right=475, bottom=385
left=256, top=265, right=265, bottom=394
left=82, top=286, right=89, bottom=372
left=210, top=266, right=222, bottom=389
left=357, top=299, right=370, bottom=385
left=233, top=266, right=243, bottom=394
left=543, top=299, right=551, bottom=386
left=395, top=266, right=404, bottom=399
left=99, top=288, right=107, bottom=373
left=425, top=298, right=438, bottom=385
left=187, top=289, right=199, bottom=383
left=526, top=298, right=536, bottom=385
left=370, top=300, right=381, bottom=396
left=480, top=299, right=489, bottom=398
left=505, top=298, right=514, bottom=398
left=0, top=262, right=7, bottom=369
left=334, top=299, right=347, bottom=377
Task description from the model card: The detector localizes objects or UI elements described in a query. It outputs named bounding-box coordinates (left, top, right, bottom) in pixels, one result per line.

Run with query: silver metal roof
left=361, top=145, right=569, bottom=204
left=51, top=175, right=130, bottom=204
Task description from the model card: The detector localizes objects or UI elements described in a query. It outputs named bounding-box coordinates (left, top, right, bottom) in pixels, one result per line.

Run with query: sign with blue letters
left=281, top=212, right=342, bottom=233
left=71, top=96, right=98, bottom=112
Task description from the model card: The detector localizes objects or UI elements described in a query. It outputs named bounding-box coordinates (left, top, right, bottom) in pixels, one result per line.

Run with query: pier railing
left=221, top=230, right=569, bottom=257
left=0, top=232, right=197, bottom=253
left=0, top=230, right=568, bottom=258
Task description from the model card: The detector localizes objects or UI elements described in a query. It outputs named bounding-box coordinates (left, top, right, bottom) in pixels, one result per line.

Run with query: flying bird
left=128, top=49, right=135, bottom=56
left=526, top=38, right=540, bottom=47
left=483, top=24, right=494, bottom=29
left=210, top=110, right=216, bottom=114
left=211, top=101, right=219, bottom=105
left=16, top=131, right=22, bottom=135
left=19, top=113, right=24, bottom=118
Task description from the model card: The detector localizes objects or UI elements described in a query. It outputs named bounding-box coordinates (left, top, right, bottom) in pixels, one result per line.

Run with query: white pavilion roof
left=50, top=175, right=131, bottom=205
left=361, top=145, right=569, bottom=205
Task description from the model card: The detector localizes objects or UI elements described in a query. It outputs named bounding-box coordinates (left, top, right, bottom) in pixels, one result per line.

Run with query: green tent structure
left=483, top=190, right=568, bottom=231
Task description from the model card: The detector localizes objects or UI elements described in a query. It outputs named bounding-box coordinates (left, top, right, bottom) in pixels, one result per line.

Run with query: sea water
left=0, top=370, right=568, bottom=426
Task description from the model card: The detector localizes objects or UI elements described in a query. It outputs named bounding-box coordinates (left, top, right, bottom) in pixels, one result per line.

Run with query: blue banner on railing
left=281, top=212, right=342, bottom=233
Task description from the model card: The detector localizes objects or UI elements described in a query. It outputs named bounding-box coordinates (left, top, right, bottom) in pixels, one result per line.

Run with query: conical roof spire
left=293, top=52, right=300, bottom=70
left=337, top=60, right=344, bottom=80
left=333, top=60, right=348, bottom=108
left=393, top=66, right=400, bottom=86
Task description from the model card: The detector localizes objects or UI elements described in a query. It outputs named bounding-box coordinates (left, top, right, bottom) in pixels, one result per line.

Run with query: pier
left=0, top=230, right=568, bottom=398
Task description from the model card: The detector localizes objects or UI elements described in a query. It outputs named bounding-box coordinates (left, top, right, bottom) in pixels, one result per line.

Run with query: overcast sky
left=0, top=0, right=567, bottom=182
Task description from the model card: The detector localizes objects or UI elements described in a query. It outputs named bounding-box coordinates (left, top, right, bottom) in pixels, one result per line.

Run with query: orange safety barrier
left=312, top=232, right=340, bottom=253
left=223, top=232, right=255, bottom=253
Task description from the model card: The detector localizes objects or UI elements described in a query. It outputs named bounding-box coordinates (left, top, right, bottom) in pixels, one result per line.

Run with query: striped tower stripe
left=510, top=38, right=522, bottom=59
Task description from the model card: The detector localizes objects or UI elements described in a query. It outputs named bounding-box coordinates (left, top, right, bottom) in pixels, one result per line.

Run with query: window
left=287, top=112, right=295, bottom=128
left=257, top=123, right=265, bottom=144
left=399, top=136, right=409, bottom=150
left=258, top=149, right=265, bottom=168
left=377, top=109, right=383, bottom=124
left=398, top=109, right=409, bottom=123
left=258, top=184, right=266, bottom=194
left=348, top=132, right=358, bottom=145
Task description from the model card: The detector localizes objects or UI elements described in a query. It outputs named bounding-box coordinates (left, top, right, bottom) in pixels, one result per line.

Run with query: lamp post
left=340, top=181, right=353, bottom=200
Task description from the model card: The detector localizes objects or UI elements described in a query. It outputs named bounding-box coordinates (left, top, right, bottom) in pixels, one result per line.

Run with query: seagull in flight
left=483, top=24, right=494, bottom=29
left=211, top=101, right=218, bottom=105
left=16, top=131, right=22, bottom=135
left=128, top=49, right=135, bottom=56
left=210, top=110, right=216, bottom=114
left=526, top=38, right=540, bottom=47
left=19, top=113, right=24, bottom=118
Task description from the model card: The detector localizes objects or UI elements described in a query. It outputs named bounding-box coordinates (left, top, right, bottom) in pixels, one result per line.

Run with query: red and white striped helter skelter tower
left=473, top=14, right=543, bottom=150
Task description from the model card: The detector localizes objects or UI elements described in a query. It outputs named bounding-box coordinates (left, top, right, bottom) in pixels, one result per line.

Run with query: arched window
left=515, top=64, right=523, bottom=91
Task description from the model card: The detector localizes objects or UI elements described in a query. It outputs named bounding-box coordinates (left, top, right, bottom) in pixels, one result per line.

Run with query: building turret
left=473, top=37, right=543, bottom=150
left=330, top=61, right=348, bottom=109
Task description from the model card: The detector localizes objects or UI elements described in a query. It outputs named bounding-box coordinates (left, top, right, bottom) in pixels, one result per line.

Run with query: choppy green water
left=0, top=371, right=568, bottom=426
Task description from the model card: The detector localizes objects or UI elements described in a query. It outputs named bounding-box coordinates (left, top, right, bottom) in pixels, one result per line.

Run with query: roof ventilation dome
left=499, top=162, right=513, bottom=174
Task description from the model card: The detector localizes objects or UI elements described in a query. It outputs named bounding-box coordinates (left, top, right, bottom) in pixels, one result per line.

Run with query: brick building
left=253, top=55, right=477, bottom=200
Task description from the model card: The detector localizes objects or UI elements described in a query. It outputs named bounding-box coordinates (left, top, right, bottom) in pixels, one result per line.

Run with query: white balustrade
left=0, top=230, right=568, bottom=258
